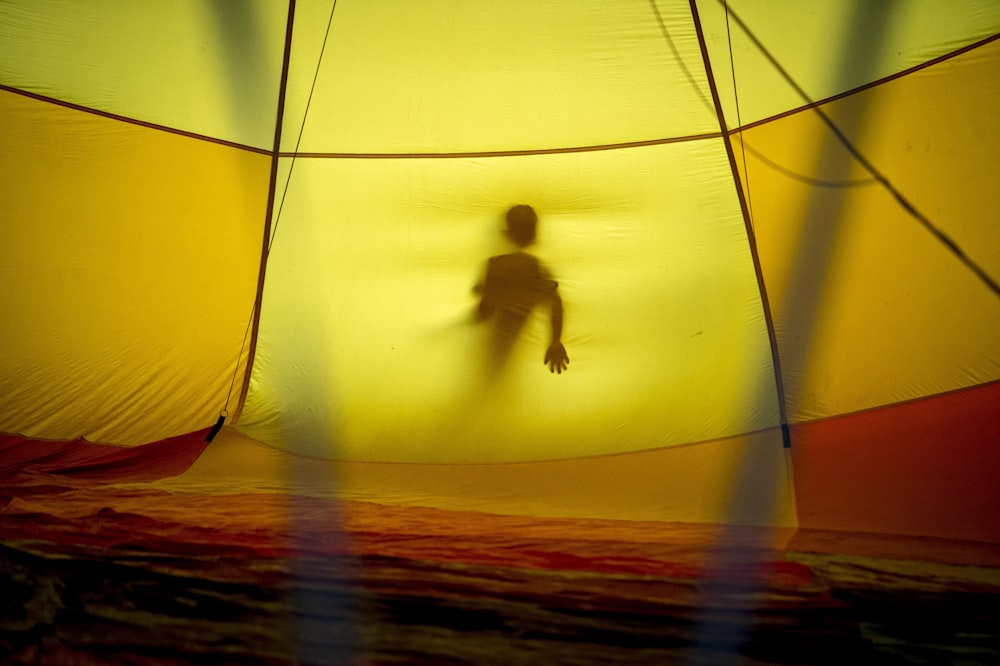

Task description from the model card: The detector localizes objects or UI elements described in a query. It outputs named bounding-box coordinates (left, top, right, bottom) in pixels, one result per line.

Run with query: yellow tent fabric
left=1, top=0, right=999, bottom=539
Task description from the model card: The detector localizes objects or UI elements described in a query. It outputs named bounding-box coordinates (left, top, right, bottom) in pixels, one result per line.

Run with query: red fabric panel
left=791, top=382, right=1000, bottom=543
left=0, top=429, right=209, bottom=483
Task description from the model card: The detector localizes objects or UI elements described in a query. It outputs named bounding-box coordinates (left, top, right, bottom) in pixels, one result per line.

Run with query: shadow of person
left=473, top=205, right=569, bottom=382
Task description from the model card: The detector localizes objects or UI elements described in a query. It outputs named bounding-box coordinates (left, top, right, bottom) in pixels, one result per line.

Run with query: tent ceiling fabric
left=281, top=0, right=719, bottom=153
left=1, top=1, right=998, bottom=535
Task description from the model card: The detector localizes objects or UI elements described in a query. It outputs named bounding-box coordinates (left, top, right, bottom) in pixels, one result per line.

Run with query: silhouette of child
left=474, top=205, right=569, bottom=374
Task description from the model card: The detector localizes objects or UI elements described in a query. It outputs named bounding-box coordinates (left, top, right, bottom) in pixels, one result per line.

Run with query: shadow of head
left=505, top=204, right=537, bottom=247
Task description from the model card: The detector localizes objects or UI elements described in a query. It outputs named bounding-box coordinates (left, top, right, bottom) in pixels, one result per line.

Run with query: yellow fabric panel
left=151, top=427, right=797, bottom=528
left=282, top=0, right=717, bottom=153
left=738, top=42, right=1000, bottom=422
left=0, top=91, right=268, bottom=444
left=0, top=0, right=285, bottom=149
left=858, top=39, right=1000, bottom=282
left=698, top=0, right=1000, bottom=128
left=239, top=140, right=779, bottom=462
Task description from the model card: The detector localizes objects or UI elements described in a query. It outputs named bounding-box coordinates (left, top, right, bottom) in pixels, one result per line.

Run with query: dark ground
left=3, top=537, right=999, bottom=665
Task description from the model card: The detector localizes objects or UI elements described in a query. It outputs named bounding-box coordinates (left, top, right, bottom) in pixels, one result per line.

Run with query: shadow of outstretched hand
left=544, top=342, right=569, bottom=374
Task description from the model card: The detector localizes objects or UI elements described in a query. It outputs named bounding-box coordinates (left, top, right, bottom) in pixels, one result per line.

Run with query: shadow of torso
left=477, top=251, right=557, bottom=378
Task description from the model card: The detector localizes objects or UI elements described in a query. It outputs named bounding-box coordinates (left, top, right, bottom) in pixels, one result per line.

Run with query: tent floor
left=3, top=435, right=998, bottom=664
left=3, top=499, right=999, bottom=665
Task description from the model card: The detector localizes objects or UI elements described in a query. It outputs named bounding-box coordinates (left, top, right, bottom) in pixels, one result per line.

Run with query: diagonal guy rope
left=268, top=0, right=340, bottom=255
left=218, top=0, right=340, bottom=430
left=720, top=3, right=1000, bottom=298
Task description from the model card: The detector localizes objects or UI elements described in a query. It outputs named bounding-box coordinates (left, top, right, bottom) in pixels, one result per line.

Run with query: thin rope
left=218, top=0, right=338, bottom=419
left=738, top=140, right=877, bottom=188
left=280, top=132, right=722, bottom=159
left=222, top=311, right=256, bottom=417
left=723, top=1, right=754, bottom=225
left=268, top=0, right=339, bottom=255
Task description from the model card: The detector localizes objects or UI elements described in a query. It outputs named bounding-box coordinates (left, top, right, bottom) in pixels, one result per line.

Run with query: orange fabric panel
left=0, top=89, right=267, bottom=444
left=791, top=382, right=1000, bottom=543
left=737, top=39, right=1000, bottom=422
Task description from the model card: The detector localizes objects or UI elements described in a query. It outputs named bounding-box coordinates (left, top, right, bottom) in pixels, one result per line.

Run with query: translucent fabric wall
left=1, top=1, right=998, bottom=542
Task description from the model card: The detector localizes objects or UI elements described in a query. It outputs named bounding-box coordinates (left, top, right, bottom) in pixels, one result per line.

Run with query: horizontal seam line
left=278, top=133, right=723, bottom=159
left=0, top=84, right=721, bottom=157
left=0, top=83, right=271, bottom=156
left=4, top=32, right=995, bottom=157
left=730, top=32, right=1000, bottom=133
left=786, top=378, right=1000, bottom=430
left=234, top=381, right=1000, bottom=466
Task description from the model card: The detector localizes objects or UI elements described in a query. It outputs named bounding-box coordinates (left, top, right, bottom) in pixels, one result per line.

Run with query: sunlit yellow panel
left=738, top=42, right=1000, bottom=422
left=699, top=0, right=1000, bottom=128
left=0, top=91, right=268, bottom=444
left=282, top=0, right=717, bottom=153
left=0, top=0, right=285, bottom=148
left=239, top=140, right=779, bottom=462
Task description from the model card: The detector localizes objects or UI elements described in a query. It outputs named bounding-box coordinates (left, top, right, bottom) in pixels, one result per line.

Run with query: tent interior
left=2, top=1, right=999, bottom=663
